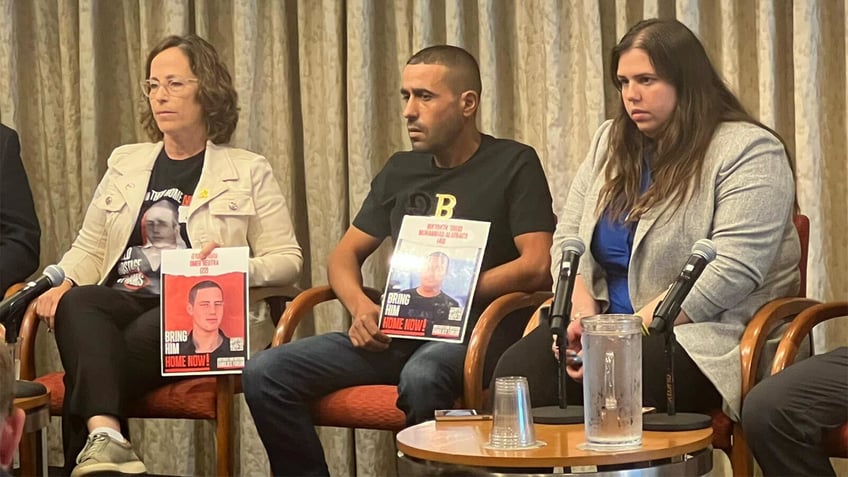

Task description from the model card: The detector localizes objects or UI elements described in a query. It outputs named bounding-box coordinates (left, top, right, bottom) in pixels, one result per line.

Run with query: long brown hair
left=599, top=19, right=793, bottom=221
left=141, top=35, right=239, bottom=144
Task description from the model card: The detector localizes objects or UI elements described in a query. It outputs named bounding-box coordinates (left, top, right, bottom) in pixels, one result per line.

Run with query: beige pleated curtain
left=1, top=0, right=845, bottom=475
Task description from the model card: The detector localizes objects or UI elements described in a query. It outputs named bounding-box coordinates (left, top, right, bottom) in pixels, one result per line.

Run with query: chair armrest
left=771, top=301, right=848, bottom=374
left=18, top=302, right=42, bottom=380
left=4, top=283, right=25, bottom=299
left=3, top=282, right=41, bottom=380
left=739, top=297, right=819, bottom=400
left=271, top=285, right=382, bottom=347
left=463, top=291, right=554, bottom=410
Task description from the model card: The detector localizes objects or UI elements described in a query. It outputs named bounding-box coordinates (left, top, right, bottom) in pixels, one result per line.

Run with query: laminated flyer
left=160, top=247, right=249, bottom=375
left=379, top=216, right=490, bottom=343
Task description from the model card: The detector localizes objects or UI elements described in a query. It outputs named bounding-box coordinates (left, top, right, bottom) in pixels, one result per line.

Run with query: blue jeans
left=243, top=332, right=467, bottom=476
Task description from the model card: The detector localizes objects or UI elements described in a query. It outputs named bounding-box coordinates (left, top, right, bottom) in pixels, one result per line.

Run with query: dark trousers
left=489, top=324, right=722, bottom=413
left=742, top=347, right=848, bottom=477
left=242, top=310, right=528, bottom=477
left=54, top=285, right=175, bottom=472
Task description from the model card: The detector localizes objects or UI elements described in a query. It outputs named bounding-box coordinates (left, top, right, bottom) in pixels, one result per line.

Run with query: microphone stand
left=532, top=307, right=584, bottom=424
left=642, top=310, right=711, bottom=431
left=2, top=302, right=48, bottom=399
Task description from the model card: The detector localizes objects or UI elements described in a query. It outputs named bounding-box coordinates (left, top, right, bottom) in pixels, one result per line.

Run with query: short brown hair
left=407, top=45, right=482, bottom=97
left=188, top=280, right=223, bottom=304
left=141, top=35, right=239, bottom=144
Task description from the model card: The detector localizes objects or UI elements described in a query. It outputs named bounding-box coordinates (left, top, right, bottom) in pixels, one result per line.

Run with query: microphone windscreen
left=42, top=265, right=65, bottom=286
left=691, top=239, right=717, bottom=262
left=561, top=236, right=586, bottom=256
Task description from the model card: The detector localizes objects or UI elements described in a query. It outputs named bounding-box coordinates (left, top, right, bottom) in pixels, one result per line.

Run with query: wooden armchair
left=769, top=301, right=848, bottom=458
left=271, top=285, right=551, bottom=431
left=15, top=284, right=298, bottom=476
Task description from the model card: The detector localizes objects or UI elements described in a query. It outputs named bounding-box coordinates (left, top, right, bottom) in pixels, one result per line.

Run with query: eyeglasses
left=140, top=77, right=199, bottom=97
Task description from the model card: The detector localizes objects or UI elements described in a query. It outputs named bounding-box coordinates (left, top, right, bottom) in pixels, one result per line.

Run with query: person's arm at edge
left=634, top=293, right=691, bottom=329
left=327, top=225, right=390, bottom=351
left=679, top=128, right=795, bottom=324
left=244, top=155, right=303, bottom=287
left=473, top=230, right=552, bottom=303
left=0, top=126, right=40, bottom=292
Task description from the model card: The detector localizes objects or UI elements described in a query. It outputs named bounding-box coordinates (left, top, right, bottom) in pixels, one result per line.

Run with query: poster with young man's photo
left=160, top=247, right=249, bottom=375
left=379, top=216, right=489, bottom=343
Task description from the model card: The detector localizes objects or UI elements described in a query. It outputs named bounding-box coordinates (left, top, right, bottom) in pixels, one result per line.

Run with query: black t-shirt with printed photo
left=106, top=149, right=204, bottom=295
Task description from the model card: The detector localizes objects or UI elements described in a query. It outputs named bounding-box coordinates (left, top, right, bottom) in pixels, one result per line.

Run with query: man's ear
left=0, top=408, right=25, bottom=469
left=459, top=90, right=479, bottom=118
left=186, top=303, right=193, bottom=317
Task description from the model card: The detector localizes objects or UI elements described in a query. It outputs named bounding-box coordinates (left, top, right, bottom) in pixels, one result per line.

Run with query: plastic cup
left=488, top=376, right=542, bottom=449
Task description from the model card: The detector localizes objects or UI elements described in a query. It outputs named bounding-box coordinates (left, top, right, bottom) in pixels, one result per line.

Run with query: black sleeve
left=351, top=162, right=392, bottom=239
left=0, top=126, right=41, bottom=292
left=506, top=148, right=556, bottom=237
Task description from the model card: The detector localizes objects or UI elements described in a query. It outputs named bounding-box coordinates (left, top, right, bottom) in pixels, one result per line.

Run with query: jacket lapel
left=112, top=144, right=161, bottom=217
left=186, top=141, right=239, bottom=217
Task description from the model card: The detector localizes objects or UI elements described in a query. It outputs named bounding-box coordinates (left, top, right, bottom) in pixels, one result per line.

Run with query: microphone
left=0, top=265, right=65, bottom=324
left=533, top=236, right=586, bottom=425
left=649, top=239, right=716, bottom=334
left=549, top=236, right=585, bottom=338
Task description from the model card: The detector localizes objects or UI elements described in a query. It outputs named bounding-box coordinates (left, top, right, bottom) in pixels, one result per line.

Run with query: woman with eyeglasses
left=34, top=34, right=302, bottom=476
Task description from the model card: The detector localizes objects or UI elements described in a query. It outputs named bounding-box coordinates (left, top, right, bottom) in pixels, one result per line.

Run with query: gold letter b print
left=434, top=193, right=457, bottom=218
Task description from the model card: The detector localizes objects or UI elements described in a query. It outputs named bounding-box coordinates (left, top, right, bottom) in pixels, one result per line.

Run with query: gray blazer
left=553, top=120, right=800, bottom=419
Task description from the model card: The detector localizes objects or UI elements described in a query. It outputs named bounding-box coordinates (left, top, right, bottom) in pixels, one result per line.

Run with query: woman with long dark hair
left=493, top=18, right=799, bottom=421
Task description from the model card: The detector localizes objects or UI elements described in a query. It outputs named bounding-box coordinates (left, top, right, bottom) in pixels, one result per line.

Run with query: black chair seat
left=14, top=379, right=47, bottom=398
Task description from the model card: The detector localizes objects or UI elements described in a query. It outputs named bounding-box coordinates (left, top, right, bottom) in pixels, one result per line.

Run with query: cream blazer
left=59, top=141, right=302, bottom=290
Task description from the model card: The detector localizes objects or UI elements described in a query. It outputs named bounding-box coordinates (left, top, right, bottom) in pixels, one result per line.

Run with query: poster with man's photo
left=160, top=247, right=249, bottom=376
left=379, top=216, right=490, bottom=343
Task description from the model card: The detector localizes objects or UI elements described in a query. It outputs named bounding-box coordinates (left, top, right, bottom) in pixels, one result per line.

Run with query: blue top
left=591, top=158, right=652, bottom=313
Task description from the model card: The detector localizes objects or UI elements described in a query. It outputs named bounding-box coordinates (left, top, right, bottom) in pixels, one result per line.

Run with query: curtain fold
left=2, top=1, right=845, bottom=475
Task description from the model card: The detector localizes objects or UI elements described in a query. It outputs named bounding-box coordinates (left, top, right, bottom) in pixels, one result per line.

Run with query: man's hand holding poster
left=379, top=216, right=489, bottom=343
left=161, top=247, right=249, bottom=375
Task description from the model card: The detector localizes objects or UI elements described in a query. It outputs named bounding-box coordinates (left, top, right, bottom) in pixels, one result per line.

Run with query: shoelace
left=76, top=433, right=111, bottom=464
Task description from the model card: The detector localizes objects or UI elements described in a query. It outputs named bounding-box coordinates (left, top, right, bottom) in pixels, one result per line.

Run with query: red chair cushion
left=824, top=423, right=848, bottom=458
left=311, top=385, right=406, bottom=432
left=35, top=373, right=66, bottom=415
left=35, top=372, right=223, bottom=420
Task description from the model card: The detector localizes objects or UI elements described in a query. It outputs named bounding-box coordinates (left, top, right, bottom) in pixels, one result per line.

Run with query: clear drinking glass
left=581, top=314, right=642, bottom=450
left=487, top=376, right=542, bottom=449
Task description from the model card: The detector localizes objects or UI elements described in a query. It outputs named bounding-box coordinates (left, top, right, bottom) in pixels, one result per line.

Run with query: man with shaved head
left=244, top=45, right=556, bottom=476
left=406, top=44, right=482, bottom=102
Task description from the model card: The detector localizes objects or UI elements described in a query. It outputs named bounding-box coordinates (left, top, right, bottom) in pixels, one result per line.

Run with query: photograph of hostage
left=397, top=251, right=461, bottom=337
left=141, top=199, right=186, bottom=271
left=178, top=280, right=242, bottom=369
left=112, top=199, right=188, bottom=294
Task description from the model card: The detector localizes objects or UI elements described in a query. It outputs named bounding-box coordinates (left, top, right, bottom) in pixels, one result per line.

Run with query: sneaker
left=70, top=432, right=147, bottom=476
